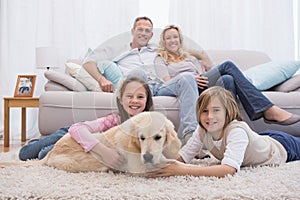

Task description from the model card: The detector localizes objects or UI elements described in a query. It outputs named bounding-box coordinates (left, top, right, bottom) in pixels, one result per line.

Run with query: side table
left=3, top=97, right=39, bottom=147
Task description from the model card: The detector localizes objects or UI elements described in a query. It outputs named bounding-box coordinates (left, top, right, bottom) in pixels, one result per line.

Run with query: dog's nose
left=143, top=153, right=153, bottom=163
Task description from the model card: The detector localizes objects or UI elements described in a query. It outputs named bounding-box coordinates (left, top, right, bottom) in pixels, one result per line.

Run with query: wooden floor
left=0, top=140, right=25, bottom=153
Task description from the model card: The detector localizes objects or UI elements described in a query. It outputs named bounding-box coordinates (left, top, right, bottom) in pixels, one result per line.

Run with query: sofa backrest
left=206, top=50, right=272, bottom=71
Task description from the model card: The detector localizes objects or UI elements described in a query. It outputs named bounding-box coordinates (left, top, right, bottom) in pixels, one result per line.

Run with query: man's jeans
left=19, top=125, right=71, bottom=160
left=200, top=61, right=273, bottom=120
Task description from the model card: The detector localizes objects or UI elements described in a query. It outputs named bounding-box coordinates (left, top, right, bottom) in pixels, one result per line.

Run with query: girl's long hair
left=196, top=86, right=242, bottom=130
left=116, top=76, right=154, bottom=122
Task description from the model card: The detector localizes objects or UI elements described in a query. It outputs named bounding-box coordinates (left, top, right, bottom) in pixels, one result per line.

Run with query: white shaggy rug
left=1, top=150, right=300, bottom=200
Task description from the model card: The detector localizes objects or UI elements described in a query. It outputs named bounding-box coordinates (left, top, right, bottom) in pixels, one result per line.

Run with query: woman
left=148, top=86, right=300, bottom=178
left=154, top=25, right=300, bottom=130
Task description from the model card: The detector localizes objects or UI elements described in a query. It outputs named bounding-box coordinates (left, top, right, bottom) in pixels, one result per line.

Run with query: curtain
left=169, top=0, right=295, bottom=61
left=0, top=0, right=297, bottom=140
left=0, top=0, right=139, bottom=139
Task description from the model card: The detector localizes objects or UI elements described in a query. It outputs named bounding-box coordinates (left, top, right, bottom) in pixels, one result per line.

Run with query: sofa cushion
left=44, top=81, right=70, bottom=91
left=44, top=70, right=87, bottom=92
left=273, top=74, right=300, bottom=92
left=65, top=62, right=102, bottom=91
left=244, top=61, right=300, bottom=90
left=65, top=61, right=123, bottom=92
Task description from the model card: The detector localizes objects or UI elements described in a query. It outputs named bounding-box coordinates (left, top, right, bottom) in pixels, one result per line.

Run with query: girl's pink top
left=68, top=113, right=121, bottom=152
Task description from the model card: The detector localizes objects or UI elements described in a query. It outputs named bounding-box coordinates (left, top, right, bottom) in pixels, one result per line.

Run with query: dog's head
left=119, top=112, right=181, bottom=165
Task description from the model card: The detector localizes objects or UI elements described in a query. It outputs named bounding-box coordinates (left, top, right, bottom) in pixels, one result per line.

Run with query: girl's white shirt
left=179, top=125, right=249, bottom=172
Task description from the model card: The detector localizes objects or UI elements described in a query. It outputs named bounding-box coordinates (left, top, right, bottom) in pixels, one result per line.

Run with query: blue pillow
left=244, top=61, right=300, bottom=90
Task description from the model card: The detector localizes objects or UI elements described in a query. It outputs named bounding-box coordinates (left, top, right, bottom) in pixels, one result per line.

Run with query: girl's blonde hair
left=116, top=76, right=154, bottom=122
left=157, top=25, right=190, bottom=63
left=196, top=86, right=242, bottom=130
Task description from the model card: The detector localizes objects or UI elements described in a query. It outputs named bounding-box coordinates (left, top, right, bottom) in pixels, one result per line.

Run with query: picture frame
left=14, top=75, right=36, bottom=97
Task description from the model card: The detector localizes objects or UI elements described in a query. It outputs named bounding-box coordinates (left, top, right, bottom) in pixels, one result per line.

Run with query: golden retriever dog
left=0, top=112, right=181, bottom=174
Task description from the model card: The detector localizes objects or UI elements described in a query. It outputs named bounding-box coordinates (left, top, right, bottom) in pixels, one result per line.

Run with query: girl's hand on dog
left=146, top=160, right=186, bottom=178
left=91, top=143, right=125, bottom=170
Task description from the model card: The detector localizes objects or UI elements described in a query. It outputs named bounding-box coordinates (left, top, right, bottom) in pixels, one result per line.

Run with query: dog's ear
left=127, top=133, right=140, bottom=153
left=163, top=119, right=181, bottom=159
left=119, top=117, right=141, bottom=153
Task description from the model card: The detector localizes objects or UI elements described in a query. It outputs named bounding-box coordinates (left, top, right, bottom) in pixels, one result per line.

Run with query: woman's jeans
left=19, top=125, right=71, bottom=161
left=199, top=61, right=273, bottom=120
left=259, top=130, right=300, bottom=162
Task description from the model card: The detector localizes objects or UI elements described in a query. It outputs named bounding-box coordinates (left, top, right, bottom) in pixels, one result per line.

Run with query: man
left=82, top=16, right=202, bottom=144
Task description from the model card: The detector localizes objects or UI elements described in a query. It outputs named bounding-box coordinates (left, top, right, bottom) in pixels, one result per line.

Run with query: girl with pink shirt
left=69, top=76, right=154, bottom=169
left=19, top=76, right=153, bottom=165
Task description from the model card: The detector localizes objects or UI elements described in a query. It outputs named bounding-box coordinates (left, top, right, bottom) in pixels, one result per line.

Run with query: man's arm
left=83, top=61, right=114, bottom=92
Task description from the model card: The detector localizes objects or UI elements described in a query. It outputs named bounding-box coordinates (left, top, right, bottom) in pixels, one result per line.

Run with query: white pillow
left=244, top=61, right=300, bottom=90
left=65, top=62, right=102, bottom=92
left=44, top=70, right=87, bottom=92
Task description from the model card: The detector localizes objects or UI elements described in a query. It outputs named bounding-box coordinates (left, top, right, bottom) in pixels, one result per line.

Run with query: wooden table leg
left=4, top=99, right=9, bottom=147
left=21, top=107, right=26, bottom=142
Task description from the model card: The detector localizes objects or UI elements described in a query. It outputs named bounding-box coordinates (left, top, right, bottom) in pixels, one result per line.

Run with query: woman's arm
left=188, top=49, right=214, bottom=72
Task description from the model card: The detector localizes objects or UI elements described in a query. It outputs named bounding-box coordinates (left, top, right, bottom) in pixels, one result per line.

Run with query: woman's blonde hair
left=157, top=25, right=190, bottom=63
left=196, top=86, right=242, bottom=130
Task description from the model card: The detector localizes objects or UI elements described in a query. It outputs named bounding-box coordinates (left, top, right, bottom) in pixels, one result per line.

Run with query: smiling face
left=163, top=28, right=181, bottom=54
left=200, top=96, right=226, bottom=137
left=120, top=81, right=147, bottom=117
left=131, top=19, right=153, bottom=49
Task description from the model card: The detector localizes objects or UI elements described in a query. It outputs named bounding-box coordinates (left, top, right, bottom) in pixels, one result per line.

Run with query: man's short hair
left=133, top=16, right=153, bottom=28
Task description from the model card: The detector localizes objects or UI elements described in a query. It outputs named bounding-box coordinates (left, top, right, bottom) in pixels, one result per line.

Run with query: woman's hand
left=196, top=74, right=209, bottom=89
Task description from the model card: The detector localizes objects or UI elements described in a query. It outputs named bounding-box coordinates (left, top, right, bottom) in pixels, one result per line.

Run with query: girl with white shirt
left=148, top=86, right=300, bottom=178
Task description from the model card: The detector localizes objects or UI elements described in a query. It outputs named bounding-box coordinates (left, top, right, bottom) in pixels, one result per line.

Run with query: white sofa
left=38, top=50, right=300, bottom=139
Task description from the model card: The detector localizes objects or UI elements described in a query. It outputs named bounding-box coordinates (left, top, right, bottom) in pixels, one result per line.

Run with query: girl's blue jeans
left=19, top=125, right=71, bottom=160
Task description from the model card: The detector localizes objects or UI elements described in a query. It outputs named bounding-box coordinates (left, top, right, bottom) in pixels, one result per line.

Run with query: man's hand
left=98, top=76, right=114, bottom=92
left=83, top=61, right=114, bottom=93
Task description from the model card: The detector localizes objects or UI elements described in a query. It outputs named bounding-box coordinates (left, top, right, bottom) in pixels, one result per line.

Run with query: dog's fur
left=0, top=112, right=181, bottom=173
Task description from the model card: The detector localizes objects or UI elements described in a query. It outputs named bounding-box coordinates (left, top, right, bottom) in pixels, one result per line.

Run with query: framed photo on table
left=14, top=75, right=36, bottom=97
